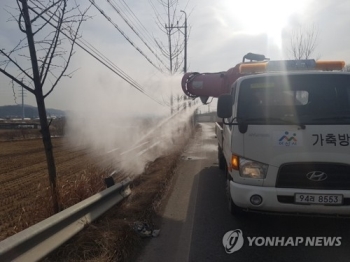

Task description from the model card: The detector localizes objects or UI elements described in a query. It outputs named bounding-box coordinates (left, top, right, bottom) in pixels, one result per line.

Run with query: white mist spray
left=65, top=72, right=198, bottom=176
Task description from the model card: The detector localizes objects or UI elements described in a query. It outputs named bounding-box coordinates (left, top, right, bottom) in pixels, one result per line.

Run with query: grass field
left=0, top=137, right=116, bottom=241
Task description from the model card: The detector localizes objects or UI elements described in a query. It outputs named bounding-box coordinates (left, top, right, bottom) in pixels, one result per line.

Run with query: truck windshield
left=237, top=74, right=350, bottom=125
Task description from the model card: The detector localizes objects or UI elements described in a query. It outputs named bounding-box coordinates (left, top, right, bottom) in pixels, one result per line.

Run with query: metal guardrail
left=0, top=178, right=131, bottom=262
left=194, top=112, right=218, bottom=123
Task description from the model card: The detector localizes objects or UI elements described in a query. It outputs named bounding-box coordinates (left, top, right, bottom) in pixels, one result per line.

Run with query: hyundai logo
left=306, top=171, right=328, bottom=181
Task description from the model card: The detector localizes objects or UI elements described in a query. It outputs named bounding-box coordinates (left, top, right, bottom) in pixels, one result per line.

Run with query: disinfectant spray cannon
left=181, top=53, right=267, bottom=104
left=181, top=53, right=345, bottom=104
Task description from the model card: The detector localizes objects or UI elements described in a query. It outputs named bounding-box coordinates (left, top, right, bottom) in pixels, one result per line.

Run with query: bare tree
left=344, top=64, right=350, bottom=72
left=288, top=24, right=319, bottom=60
left=150, top=0, right=190, bottom=74
left=0, top=0, right=89, bottom=213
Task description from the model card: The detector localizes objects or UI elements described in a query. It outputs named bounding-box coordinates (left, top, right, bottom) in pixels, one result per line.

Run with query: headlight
left=239, top=157, right=268, bottom=179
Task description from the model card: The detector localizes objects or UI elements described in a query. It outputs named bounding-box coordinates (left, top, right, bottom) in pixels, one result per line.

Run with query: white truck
left=182, top=53, right=350, bottom=215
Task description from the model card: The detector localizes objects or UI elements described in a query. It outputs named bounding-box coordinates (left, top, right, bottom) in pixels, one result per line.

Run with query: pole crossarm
left=165, top=10, right=188, bottom=73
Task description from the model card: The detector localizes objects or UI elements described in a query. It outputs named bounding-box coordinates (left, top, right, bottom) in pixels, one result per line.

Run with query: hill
left=0, top=105, right=65, bottom=119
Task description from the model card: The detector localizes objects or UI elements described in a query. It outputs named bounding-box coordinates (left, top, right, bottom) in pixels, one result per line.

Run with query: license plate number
left=295, top=194, right=343, bottom=205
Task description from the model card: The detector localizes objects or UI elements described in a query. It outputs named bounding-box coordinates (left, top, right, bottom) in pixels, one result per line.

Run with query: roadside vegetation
left=45, top=122, right=196, bottom=262
left=0, top=137, right=114, bottom=241
left=0, top=113, right=195, bottom=261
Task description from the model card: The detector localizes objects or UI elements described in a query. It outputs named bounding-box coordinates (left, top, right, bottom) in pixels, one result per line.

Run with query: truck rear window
left=238, top=74, right=350, bottom=124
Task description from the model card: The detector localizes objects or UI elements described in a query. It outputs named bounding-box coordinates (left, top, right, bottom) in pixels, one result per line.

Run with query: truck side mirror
left=217, top=94, right=233, bottom=118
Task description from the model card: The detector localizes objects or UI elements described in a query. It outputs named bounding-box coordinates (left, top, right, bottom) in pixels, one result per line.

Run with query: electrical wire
left=108, top=0, right=169, bottom=70
left=89, top=0, right=164, bottom=73
left=27, top=0, right=171, bottom=108
left=117, top=0, right=159, bottom=51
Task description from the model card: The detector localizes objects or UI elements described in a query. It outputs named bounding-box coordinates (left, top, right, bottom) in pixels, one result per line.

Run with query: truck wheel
left=226, top=177, right=244, bottom=216
left=218, top=145, right=226, bottom=170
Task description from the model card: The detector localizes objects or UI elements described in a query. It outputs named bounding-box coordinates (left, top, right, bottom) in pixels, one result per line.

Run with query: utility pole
left=180, top=10, right=187, bottom=73
left=165, top=0, right=173, bottom=73
left=18, top=86, right=26, bottom=120
left=165, top=10, right=188, bottom=73
left=165, top=9, right=188, bottom=114
left=21, top=87, right=24, bottom=120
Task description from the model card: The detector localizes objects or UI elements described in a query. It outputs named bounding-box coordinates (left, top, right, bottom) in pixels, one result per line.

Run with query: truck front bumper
left=230, top=180, right=350, bottom=215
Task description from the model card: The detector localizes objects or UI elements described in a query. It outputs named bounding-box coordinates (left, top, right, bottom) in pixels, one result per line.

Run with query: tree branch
left=44, top=4, right=88, bottom=98
left=40, top=1, right=66, bottom=87
left=16, top=0, right=27, bottom=33
left=0, top=68, right=34, bottom=94
left=33, top=4, right=61, bottom=36
left=0, top=49, right=34, bottom=80
left=30, top=0, right=61, bottom=24
left=288, top=25, right=319, bottom=60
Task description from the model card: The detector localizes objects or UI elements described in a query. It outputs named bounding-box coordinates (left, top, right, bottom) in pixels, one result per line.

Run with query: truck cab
left=217, top=60, right=350, bottom=215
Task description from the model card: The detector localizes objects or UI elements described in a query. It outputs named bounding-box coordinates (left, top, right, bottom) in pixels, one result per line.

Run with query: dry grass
left=0, top=165, right=112, bottom=241
left=58, top=166, right=108, bottom=209
left=0, top=138, right=116, bottom=241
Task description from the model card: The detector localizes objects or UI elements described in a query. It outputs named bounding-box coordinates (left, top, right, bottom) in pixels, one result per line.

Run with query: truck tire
left=218, top=145, right=226, bottom=170
left=226, top=175, right=244, bottom=216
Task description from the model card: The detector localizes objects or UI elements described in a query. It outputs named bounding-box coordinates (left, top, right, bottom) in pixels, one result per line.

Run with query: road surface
left=136, top=123, right=350, bottom=262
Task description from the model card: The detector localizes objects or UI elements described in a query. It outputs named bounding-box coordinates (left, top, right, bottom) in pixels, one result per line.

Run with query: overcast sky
left=1, top=0, right=350, bottom=115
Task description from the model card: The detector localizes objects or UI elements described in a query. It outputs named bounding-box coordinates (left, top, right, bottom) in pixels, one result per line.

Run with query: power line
left=107, top=0, right=169, bottom=70
left=28, top=0, right=169, bottom=107
left=148, top=0, right=167, bottom=30
left=77, top=38, right=170, bottom=106
left=149, top=0, right=186, bottom=73
left=113, top=0, right=161, bottom=57
left=26, top=1, right=171, bottom=108
left=78, top=37, right=144, bottom=92
left=117, top=0, right=159, bottom=50
left=89, top=0, right=164, bottom=73
left=76, top=37, right=170, bottom=106
left=166, top=10, right=188, bottom=73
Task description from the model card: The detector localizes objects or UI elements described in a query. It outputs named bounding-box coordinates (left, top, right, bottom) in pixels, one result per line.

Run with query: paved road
left=136, top=123, right=350, bottom=262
